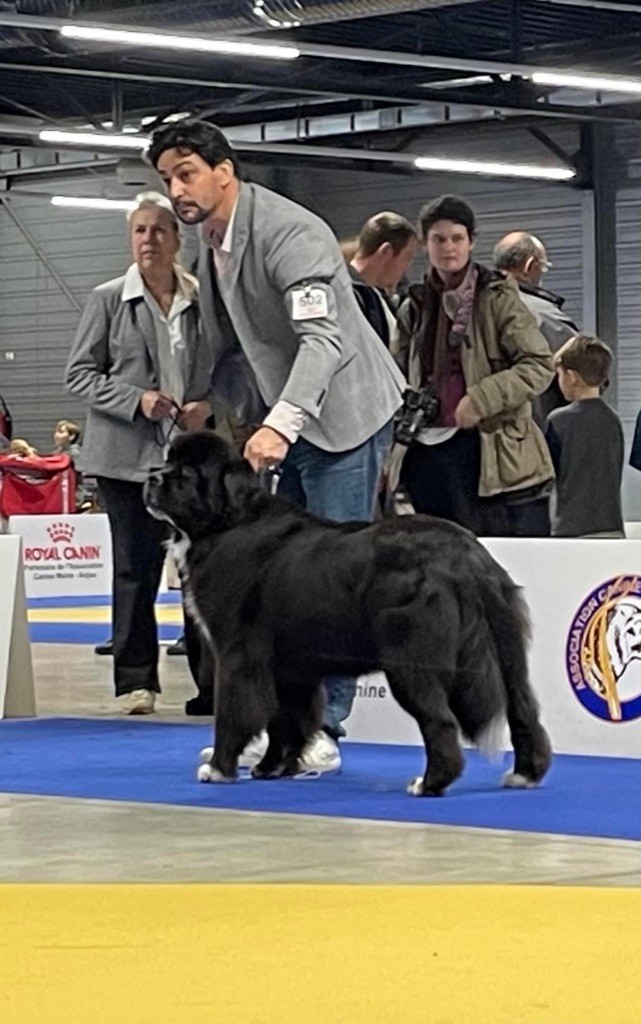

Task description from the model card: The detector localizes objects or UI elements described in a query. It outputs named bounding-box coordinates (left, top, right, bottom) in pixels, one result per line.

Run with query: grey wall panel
left=0, top=197, right=131, bottom=449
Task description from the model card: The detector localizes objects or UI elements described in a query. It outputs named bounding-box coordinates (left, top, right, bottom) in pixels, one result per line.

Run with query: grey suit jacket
left=65, top=269, right=213, bottom=483
left=518, top=287, right=577, bottom=353
left=198, top=181, right=405, bottom=452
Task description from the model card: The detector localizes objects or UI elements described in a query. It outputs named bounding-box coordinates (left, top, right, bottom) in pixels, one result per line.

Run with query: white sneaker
left=198, top=730, right=342, bottom=775
left=120, top=689, right=156, bottom=715
left=298, top=731, right=341, bottom=774
left=198, top=730, right=269, bottom=769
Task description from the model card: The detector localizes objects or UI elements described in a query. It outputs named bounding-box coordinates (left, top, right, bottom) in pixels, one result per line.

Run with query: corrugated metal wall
left=0, top=197, right=130, bottom=449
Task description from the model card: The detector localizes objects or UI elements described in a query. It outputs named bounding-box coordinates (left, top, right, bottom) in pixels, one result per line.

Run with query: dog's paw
left=197, top=764, right=235, bottom=784
left=406, top=776, right=445, bottom=797
left=502, top=770, right=538, bottom=790
left=199, top=746, right=214, bottom=764
left=407, top=776, right=425, bottom=797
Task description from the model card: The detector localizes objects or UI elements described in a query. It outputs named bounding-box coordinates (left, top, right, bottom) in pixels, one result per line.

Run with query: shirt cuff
left=263, top=400, right=308, bottom=445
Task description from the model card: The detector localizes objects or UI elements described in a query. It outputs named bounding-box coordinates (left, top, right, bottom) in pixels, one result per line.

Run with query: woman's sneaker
left=120, top=689, right=156, bottom=715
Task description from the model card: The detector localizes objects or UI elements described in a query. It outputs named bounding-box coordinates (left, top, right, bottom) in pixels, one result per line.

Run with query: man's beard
left=172, top=199, right=210, bottom=225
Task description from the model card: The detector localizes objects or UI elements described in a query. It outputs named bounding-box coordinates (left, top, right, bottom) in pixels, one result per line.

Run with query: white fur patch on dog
left=199, top=746, right=214, bottom=764
left=477, top=715, right=508, bottom=762
left=406, top=776, right=424, bottom=797
left=168, top=532, right=214, bottom=648
left=502, top=770, right=538, bottom=789
left=197, top=764, right=234, bottom=784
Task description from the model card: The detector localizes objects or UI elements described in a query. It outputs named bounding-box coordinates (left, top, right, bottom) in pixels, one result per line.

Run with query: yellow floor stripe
left=28, top=605, right=183, bottom=624
left=1, top=884, right=639, bottom=1024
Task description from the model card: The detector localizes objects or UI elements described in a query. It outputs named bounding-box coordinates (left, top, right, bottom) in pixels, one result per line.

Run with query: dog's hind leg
left=489, top=589, right=552, bottom=788
left=380, top=606, right=464, bottom=796
left=391, top=678, right=464, bottom=797
left=252, top=679, right=324, bottom=780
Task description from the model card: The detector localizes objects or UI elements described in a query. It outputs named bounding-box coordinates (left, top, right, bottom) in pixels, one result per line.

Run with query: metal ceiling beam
left=1, top=60, right=640, bottom=125
left=0, top=10, right=639, bottom=84
left=0, top=61, right=430, bottom=109
left=0, top=120, right=574, bottom=180
left=532, top=0, right=641, bottom=11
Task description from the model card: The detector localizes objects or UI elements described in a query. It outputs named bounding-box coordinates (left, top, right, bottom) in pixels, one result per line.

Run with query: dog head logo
left=566, top=575, right=641, bottom=723
left=47, top=522, right=75, bottom=544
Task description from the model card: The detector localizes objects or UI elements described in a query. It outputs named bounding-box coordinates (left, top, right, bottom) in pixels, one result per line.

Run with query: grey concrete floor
left=1, top=643, right=639, bottom=885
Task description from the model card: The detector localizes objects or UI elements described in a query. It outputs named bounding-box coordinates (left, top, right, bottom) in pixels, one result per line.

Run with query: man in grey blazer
left=150, top=121, right=405, bottom=773
left=66, top=193, right=214, bottom=715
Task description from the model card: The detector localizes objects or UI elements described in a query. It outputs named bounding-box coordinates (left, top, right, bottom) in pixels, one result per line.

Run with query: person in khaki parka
left=392, top=195, right=555, bottom=537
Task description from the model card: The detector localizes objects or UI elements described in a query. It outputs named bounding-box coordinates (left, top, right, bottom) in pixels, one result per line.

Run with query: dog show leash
left=257, top=462, right=283, bottom=496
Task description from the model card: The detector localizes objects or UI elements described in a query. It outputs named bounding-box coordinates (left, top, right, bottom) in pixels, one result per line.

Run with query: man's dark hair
left=418, top=195, right=476, bottom=241
left=357, top=211, right=417, bottom=257
left=557, top=334, right=613, bottom=388
left=147, top=120, right=241, bottom=176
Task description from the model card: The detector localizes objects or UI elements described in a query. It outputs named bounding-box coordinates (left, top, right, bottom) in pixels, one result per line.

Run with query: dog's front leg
left=198, top=652, right=274, bottom=784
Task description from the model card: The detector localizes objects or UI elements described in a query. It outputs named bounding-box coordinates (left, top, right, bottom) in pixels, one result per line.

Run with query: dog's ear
left=222, top=460, right=262, bottom=517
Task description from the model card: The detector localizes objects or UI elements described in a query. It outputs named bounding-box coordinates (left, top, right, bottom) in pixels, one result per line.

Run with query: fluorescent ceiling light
left=60, top=24, right=300, bottom=61
left=532, top=71, right=641, bottom=95
left=414, top=156, right=575, bottom=181
left=51, top=196, right=135, bottom=211
left=40, top=129, right=149, bottom=149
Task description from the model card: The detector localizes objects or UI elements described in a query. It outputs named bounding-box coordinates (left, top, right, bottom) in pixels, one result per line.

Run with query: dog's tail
left=447, top=593, right=507, bottom=747
left=478, top=568, right=552, bottom=784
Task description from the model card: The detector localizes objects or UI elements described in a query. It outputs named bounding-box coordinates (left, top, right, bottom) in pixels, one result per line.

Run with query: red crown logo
left=47, top=522, right=75, bottom=544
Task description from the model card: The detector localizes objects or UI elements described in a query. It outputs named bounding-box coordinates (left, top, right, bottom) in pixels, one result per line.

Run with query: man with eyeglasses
left=494, top=231, right=578, bottom=424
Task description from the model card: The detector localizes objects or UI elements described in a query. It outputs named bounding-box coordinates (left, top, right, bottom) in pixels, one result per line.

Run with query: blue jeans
left=278, top=420, right=394, bottom=738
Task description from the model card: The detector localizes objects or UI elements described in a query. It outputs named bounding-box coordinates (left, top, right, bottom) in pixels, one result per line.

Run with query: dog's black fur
left=145, top=431, right=552, bottom=796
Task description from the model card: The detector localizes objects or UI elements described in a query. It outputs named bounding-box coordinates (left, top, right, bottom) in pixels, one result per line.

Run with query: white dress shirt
left=121, top=262, right=197, bottom=409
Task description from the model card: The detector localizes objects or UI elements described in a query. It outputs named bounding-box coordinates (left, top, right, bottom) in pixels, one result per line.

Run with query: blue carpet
left=0, top=718, right=639, bottom=840
left=28, top=623, right=182, bottom=644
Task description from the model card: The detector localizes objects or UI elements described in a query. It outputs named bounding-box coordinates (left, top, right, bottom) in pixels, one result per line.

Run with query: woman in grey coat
left=66, top=193, right=213, bottom=714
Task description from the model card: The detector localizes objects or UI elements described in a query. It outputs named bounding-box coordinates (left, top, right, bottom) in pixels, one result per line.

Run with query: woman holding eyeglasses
left=66, top=192, right=213, bottom=714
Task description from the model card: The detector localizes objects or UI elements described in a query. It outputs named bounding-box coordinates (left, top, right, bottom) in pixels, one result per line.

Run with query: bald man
left=494, top=231, right=578, bottom=423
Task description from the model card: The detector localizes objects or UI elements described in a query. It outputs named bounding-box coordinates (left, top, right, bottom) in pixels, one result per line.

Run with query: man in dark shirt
left=546, top=334, right=624, bottom=538
left=347, top=212, right=417, bottom=346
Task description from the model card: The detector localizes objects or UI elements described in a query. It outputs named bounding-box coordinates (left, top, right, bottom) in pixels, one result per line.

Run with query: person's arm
left=244, top=218, right=346, bottom=470
left=389, top=298, right=412, bottom=377
left=545, top=416, right=563, bottom=474
left=265, top=219, right=347, bottom=421
left=630, top=409, right=641, bottom=472
left=466, top=285, right=555, bottom=420
left=65, top=290, right=149, bottom=422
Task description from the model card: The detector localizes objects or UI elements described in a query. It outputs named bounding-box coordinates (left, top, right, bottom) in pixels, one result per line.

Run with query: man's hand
left=179, top=400, right=212, bottom=432
left=140, top=390, right=175, bottom=421
left=244, top=427, right=289, bottom=472
left=454, top=395, right=482, bottom=430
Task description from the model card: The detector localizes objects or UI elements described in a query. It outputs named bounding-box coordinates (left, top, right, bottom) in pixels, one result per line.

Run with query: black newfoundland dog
left=145, top=431, right=552, bottom=797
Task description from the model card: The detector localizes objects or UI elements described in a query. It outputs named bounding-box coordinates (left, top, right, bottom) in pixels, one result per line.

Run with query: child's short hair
left=556, top=334, right=612, bottom=388
left=55, top=419, right=81, bottom=442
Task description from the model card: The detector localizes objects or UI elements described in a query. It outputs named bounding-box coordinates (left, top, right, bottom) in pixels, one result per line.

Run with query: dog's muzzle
left=143, top=467, right=168, bottom=514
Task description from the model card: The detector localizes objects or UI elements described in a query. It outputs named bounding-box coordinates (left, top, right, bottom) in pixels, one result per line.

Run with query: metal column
left=580, top=123, right=621, bottom=407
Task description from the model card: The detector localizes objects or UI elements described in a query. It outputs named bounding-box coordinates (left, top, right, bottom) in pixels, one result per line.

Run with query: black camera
left=394, top=386, right=440, bottom=446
